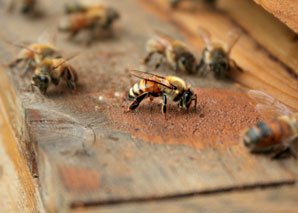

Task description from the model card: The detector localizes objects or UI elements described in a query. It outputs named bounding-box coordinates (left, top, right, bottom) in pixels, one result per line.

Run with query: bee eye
left=40, top=76, right=48, bottom=83
left=184, top=91, right=191, bottom=104
left=180, top=56, right=187, bottom=65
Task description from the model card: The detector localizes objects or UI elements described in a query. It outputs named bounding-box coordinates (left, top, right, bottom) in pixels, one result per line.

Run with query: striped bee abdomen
left=128, top=80, right=161, bottom=101
left=243, top=118, right=294, bottom=152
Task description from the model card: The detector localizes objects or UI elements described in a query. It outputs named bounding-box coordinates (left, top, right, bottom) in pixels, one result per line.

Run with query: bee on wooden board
left=31, top=56, right=78, bottom=94
left=58, top=3, right=120, bottom=41
left=143, top=32, right=197, bottom=74
left=242, top=90, right=298, bottom=158
left=0, top=31, right=60, bottom=76
left=126, top=70, right=197, bottom=118
left=64, top=1, right=105, bottom=14
left=197, top=27, right=242, bottom=78
left=7, top=0, right=36, bottom=14
left=169, top=0, right=216, bottom=8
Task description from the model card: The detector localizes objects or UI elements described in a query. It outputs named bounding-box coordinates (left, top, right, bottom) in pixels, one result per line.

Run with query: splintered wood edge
left=253, top=0, right=298, bottom=34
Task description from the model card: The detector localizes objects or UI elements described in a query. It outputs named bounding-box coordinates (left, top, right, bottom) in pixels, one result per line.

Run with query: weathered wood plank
left=138, top=0, right=298, bottom=109
left=0, top=0, right=297, bottom=211
left=0, top=97, right=44, bottom=213
left=77, top=185, right=298, bottom=213
left=253, top=0, right=298, bottom=34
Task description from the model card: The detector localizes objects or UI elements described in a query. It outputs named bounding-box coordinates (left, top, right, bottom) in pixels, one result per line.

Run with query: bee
left=8, top=0, right=36, bottom=14
left=196, top=27, right=242, bottom=78
left=31, top=56, right=77, bottom=94
left=0, top=32, right=60, bottom=76
left=126, top=70, right=197, bottom=118
left=64, top=1, right=104, bottom=14
left=58, top=4, right=120, bottom=41
left=143, top=32, right=197, bottom=74
left=169, top=0, right=216, bottom=8
left=242, top=90, right=298, bottom=158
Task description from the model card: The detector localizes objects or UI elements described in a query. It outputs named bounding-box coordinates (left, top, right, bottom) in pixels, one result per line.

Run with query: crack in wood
left=70, top=180, right=295, bottom=209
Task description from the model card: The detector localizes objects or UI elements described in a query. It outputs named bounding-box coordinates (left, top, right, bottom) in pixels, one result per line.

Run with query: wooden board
left=253, top=0, right=298, bottom=34
left=0, top=0, right=297, bottom=211
left=78, top=185, right=298, bottom=213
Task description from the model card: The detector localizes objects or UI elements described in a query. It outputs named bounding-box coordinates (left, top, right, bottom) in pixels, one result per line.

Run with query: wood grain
left=78, top=185, right=298, bottom=213
left=253, top=0, right=298, bottom=34
left=0, top=0, right=297, bottom=211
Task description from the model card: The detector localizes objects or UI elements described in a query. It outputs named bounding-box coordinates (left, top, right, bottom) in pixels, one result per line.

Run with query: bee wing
left=226, top=28, right=242, bottom=55
left=197, top=27, right=212, bottom=50
left=130, top=70, right=175, bottom=89
left=37, top=30, right=56, bottom=46
left=248, top=90, right=293, bottom=118
left=153, top=30, right=175, bottom=52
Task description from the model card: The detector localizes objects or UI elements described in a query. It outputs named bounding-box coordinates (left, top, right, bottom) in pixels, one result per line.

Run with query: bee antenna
left=0, top=32, right=42, bottom=55
left=53, top=53, right=79, bottom=69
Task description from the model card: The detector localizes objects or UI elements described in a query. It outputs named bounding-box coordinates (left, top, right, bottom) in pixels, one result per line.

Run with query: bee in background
left=58, top=4, right=120, bottom=42
left=64, top=1, right=104, bottom=14
left=196, top=27, right=242, bottom=78
left=31, top=56, right=78, bottom=94
left=0, top=31, right=60, bottom=76
left=143, top=32, right=197, bottom=74
left=242, top=90, right=298, bottom=158
left=169, top=0, right=216, bottom=8
left=126, top=70, right=197, bottom=118
left=8, top=0, right=36, bottom=14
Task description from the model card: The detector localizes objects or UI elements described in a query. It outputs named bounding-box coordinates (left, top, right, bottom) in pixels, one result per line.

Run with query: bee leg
left=9, top=58, right=23, bottom=68
left=177, top=99, right=183, bottom=111
left=143, top=52, right=154, bottom=65
left=192, top=94, right=197, bottom=112
left=68, top=30, right=79, bottom=40
left=67, top=81, right=75, bottom=90
left=126, top=92, right=150, bottom=113
left=229, top=59, right=243, bottom=73
left=21, top=59, right=34, bottom=77
left=161, top=95, right=167, bottom=119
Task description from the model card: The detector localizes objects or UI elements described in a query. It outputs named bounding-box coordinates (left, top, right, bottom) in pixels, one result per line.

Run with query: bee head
left=210, top=58, right=229, bottom=78
left=107, top=8, right=120, bottom=22
left=179, top=53, right=196, bottom=74
left=21, top=0, right=35, bottom=14
left=31, top=75, right=50, bottom=94
left=169, top=0, right=180, bottom=8
left=183, top=88, right=196, bottom=109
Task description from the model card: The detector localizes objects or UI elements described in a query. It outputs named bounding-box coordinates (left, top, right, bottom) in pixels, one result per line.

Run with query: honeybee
left=0, top=32, right=60, bottom=76
left=31, top=56, right=77, bottom=94
left=127, top=70, right=197, bottom=118
left=8, top=0, right=36, bottom=14
left=169, top=0, right=216, bottom=8
left=143, top=32, right=197, bottom=74
left=64, top=1, right=104, bottom=14
left=197, top=27, right=242, bottom=78
left=58, top=4, right=120, bottom=41
left=242, top=90, right=298, bottom=158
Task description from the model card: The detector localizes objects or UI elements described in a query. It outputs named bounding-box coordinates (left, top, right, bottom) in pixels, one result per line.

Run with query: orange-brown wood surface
left=0, top=0, right=297, bottom=212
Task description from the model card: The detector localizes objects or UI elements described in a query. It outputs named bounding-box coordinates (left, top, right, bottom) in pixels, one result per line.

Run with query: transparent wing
left=248, top=90, right=293, bottom=118
left=130, top=70, right=175, bottom=89
left=226, top=28, right=241, bottom=54
left=153, top=30, right=175, bottom=52
left=37, top=30, right=56, bottom=45
left=197, top=26, right=212, bottom=49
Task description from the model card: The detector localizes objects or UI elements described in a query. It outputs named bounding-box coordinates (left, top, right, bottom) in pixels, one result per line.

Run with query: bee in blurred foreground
left=242, top=90, right=298, bottom=158
left=58, top=3, right=120, bottom=42
left=127, top=70, right=197, bottom=118
left=197, top=27, right=242, bottom=78
left=0, top=32, right=60, bottom=76
left=7, top=0, right=36, bottom=14
left=31, top=56, right=77, bottom=94
left=143, top=32, right=197, bottom=74
left=169, top=0, right=216, bottom=8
